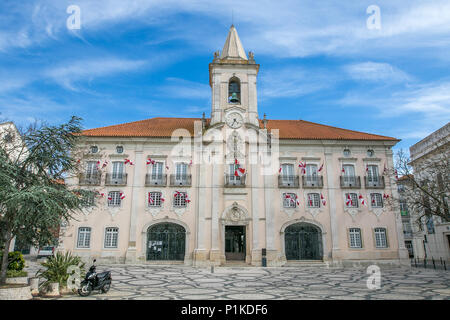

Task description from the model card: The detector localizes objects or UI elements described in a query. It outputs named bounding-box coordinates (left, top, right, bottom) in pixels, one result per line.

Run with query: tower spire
left=220, top=25, right=247, bottom=61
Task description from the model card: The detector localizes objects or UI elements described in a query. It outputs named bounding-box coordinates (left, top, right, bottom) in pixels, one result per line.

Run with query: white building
left=60, top=26, right=409, bottom=267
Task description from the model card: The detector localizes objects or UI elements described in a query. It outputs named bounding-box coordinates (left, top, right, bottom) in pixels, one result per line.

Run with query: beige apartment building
left=60, top=26, right=409, bottom=267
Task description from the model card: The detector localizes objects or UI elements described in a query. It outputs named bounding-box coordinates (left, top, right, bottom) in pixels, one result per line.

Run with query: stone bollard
left=30, top=278, right=40, bottom=296
left=46, top=282, right=60, bottom=297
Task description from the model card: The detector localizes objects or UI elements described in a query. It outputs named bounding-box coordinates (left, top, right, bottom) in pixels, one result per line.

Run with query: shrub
left=0, top=251, right=25, bottom=271
left=6, top=270, right=28, bottom=278
left=36, top=251, right=85, bottom=290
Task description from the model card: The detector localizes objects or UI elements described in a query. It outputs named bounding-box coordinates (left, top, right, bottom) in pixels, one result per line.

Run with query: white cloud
left=43, top=58, right=147, bottom=91
left=156, top=78, right=210, bottom=100
left=344, top=62, right=412, bottom=82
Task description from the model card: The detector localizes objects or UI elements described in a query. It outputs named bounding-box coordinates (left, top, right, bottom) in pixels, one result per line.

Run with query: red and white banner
left=298, top=161, right=306, bottom=175
left=318, top=163, right=324, bottom=172
left=234, top=159, right=246, bottom=177
left=146, top=158, right=155, bottom=165
left=320, top=193, right=326, bottom=206
left=358, top=194, right=367, bottom=206
left=124, top=159, right=134, bottom=165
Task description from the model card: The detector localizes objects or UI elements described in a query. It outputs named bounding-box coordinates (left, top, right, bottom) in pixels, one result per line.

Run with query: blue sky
left=1, top=0, right=449, bottom=151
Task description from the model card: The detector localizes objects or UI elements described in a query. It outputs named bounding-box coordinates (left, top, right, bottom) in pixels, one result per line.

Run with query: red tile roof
left=80, top=117, right=399, bottom=141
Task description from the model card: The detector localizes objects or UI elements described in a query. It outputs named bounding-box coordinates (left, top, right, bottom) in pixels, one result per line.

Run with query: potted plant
left=0, top=251, right=32, bottom=300
left=36, top=251, right=85, bottom=297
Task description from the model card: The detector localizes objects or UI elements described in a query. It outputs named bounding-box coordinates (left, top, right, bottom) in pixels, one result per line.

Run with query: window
left=228, top=77, right=240, bottom=103
left=176, top=163, right=188, bottom=181
left=342, top=164, right=356, bottom=185
left=108, top=191, right=121, bottom=207
left=426, top=217, right=435, bottom=234
left=116, top=146, right=123, bottom=154
left=283, top=193, right=297, bottom=208
left=83, top=193, right=95, bottom=207
left=367, top=149, right=375, bottom=157
left=400, top=199, right=408, bottom=216
left=397, top=184, right=405, bottom=193
left=367, top=165, right=379, bottom=183
left=104, top=227, right=119, bottom=248
left=374, top=228, right=388, bottom=248
left=228, top=164, right=242, bottom=183
left=281, top=164, right=294, bottom=182
left=343, top=148, right=351, bottom=157
left=174, top=192, right=187, bottom=207
left=307, top=193, right=320, bottom=208
left=306, top=164, right=318, bottom=184
left=148, top=192, right=162, bottom=207
left=349, top=228, right=362, bottom=248
left=77, top=227, right=91, bottom=248
left=90, top=146, right=98, bottom=153
left=112, top=161, right=124, bottom=179
left=86, top=161, right=98, bottom=177
left=345, top=193, right=358, bottom=208
left=370, top=193, right=383, bottom=208
left=151, top=162, right=163, bottom=180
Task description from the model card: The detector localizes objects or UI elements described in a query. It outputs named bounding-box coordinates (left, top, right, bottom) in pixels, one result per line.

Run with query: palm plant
left=36, top=251, right=85, bottom=291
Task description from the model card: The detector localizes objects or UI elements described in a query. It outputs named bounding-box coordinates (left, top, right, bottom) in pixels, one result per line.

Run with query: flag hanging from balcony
left=279, top=167, right=282, bottom=174
left=146, top=158, right=155, bottom=165
left=101, top=160, right=108, bottom=169
left=148, top=194, right=154, bottom=205
left=359, top=194, right=367, bottom=206
left=120, top=192, right=125, bottom=200
left=234, top=159, right=245, bottom=177
left=295, top=194, right=300, bottom=206
left=298, top=161, right=306, bottom=175
left=318, top=163, right=324, bottom=172
left=96, top=160, right=101, bottom=170
left=394, top=170, right=399, bottom=180
left=342, top=167, right=345, bottom=173
left=383, top=193, right=390, bottom=200
left=189, top=159, right=193, bottom=166
left=321, top=193, right=326, bottom=206
left=366, top=165, right=369, bottom=172
left=124, top=159, right=134, bottom=165
left=346, top=194, right=353, bottom=206
left=383, top=163, right=388, bottom=175
left=166, top=165, right=169, bottom=170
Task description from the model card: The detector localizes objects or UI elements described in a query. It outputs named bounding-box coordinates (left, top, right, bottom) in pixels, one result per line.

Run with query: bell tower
left=209, top=25, right=260, bottom=127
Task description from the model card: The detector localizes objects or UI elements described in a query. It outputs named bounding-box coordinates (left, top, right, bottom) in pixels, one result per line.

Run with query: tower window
left=228, top=77, right=241, bottom=104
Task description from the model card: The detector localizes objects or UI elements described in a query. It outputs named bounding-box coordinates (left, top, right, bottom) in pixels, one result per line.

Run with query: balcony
left=169, top=174, right=192, bottom=187
left=278, top=175, right=299, bottom=188
left=79, top=172, right=101, bottom=186
left=403, top=230, right=413, bottom=239
left=340, top=176, right=361, bottom=188
left=302, top=175, right=324, bottom=188
left=364, top=176, right=385, bottom=189
left=224, top=174, right=246, bottom=187
left=105, top=173, right=128, bottom=186
left=145, top=174, right=167, bottom=186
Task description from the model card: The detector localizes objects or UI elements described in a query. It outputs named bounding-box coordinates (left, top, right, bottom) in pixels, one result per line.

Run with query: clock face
left=225, top=112, right=243, bottom=129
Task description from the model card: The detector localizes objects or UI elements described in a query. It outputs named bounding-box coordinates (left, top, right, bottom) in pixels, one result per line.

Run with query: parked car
left=37, top=246, right=55, bottom=258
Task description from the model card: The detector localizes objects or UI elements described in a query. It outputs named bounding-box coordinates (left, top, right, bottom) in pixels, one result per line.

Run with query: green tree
left=0, top=117, right=93, bottom=284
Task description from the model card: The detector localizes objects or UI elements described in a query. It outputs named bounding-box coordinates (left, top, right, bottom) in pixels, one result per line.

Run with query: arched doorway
left=147, top=223, right=186, bottom=261
left=285, top=223, right=322, bottom=260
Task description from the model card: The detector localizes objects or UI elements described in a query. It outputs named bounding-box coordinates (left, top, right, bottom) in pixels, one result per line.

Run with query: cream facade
left=59, top=26, right=409, bottom=267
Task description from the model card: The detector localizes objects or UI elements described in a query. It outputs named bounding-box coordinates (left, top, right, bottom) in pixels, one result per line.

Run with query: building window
left=86, top=161, right=98, bottom=176
left=77, top=227, right=91, bottom=248
left=151, top=162, right=163, bottom=179
left=343, top=148, right=351, bottom=157
left=342, top=164, right=356, bottom=185
left=83, top=193, right=95, bottom=207
left=116, top=146, right=123, bottom=154
left=283, top=193, right=297, bottom=208
left=400, top=199, right=408, bottom=216
left=307, top=193, right=320, bottom=208
left=281, top=164, right=295, bottom=182
left=90, top=146, right=98, bottom=153
left=108, top=191, right=121, bottom=207
left=174, top=192, right=187, bottom=208
left=367, top=149, right=375, bottom=157
left=374, top=227, right=388, bottom=248
left=349, top=228, right=362, bottom=248
left=175, top=163, right=188, bottom=182
left=345, top=193, right=358, bottom=208
left=305, top=164, right=319, bottom=184
left=148, top=192, right=162, bottom=207
left=426, top=217, right=435, bottom=234
left=228, top=77, right=240, bottom=103
left=112, top=161, right=124, bottom=179
left=370, top=193, right=383, bottom=208
left=104, top=227, right=119, bottom=248
left=367, top=165, right=379, bottom=183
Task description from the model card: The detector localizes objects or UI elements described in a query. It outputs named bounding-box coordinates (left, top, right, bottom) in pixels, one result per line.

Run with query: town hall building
left=61, top=26, right=410, bottom=267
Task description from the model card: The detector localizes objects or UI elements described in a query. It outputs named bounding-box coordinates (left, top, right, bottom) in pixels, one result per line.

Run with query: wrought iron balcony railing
left=278, top=175, right=299, bottom=188
left=364, top=175, right=385, bottom=189
left=145, top=174, right=167, bottom=186
left=340, top=176, right=361, bottom=188
left=169, top=174, right=192, bottom=187
left=105, top=173, right=128, bottom=186
left=79, top=172, right=102, bottom=186
left=224, top=174, right=246, bottom=187
left=302, top=175, right=324, bottom=188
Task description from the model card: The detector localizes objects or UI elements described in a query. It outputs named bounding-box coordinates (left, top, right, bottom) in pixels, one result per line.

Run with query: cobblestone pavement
left=25, top=260, right=450, bottom=300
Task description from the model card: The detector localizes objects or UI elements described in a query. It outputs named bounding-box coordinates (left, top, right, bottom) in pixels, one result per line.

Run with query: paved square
left=26, top=261, right=450, bottom=300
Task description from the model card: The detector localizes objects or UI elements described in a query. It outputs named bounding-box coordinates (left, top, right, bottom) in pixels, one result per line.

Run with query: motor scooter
left=78, top=259, right=112, bottom=297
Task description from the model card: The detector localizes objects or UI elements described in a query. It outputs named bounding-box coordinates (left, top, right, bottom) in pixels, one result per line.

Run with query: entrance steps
left=283, top=260, right=329, bottom=268
left=221, top=261, right=252, bottom=267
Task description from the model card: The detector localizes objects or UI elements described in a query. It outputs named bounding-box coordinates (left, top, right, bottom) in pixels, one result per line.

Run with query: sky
left=0, top=0, right=449, bottom=152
